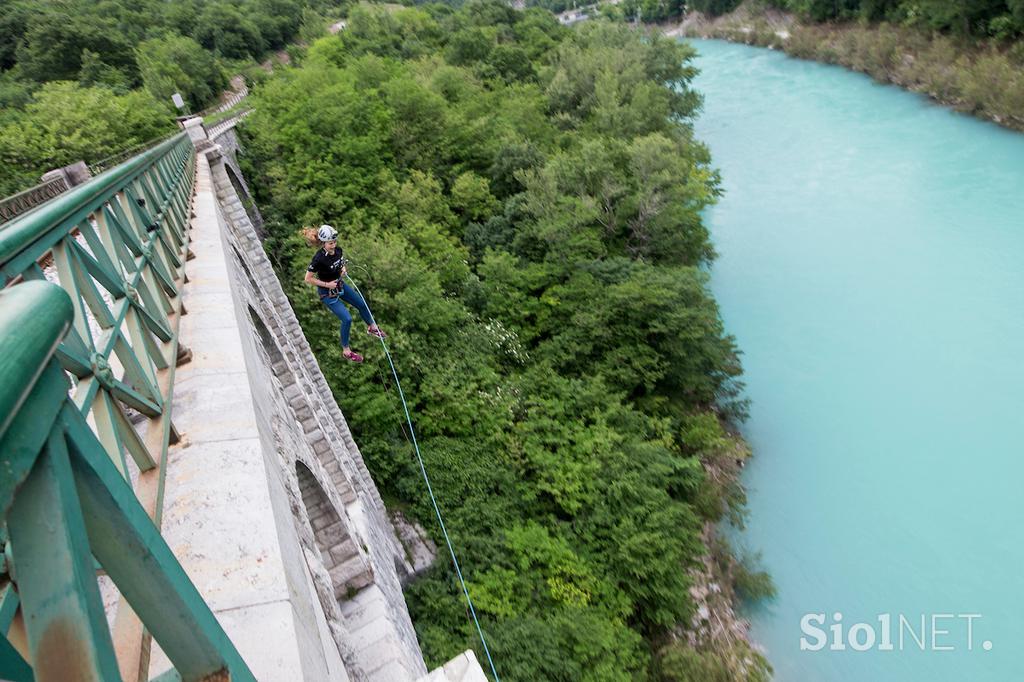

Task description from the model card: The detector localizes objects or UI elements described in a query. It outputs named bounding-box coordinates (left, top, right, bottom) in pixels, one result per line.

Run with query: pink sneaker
left=342, top=349, right=364, bottom=363
left=367, top=325, right=387, bottom=339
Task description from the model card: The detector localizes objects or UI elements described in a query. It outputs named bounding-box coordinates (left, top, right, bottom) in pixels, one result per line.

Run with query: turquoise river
left=690, top=39, right=1024, bottom=681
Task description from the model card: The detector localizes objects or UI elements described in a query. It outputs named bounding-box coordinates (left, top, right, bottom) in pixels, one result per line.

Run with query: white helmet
left=317, top=224, right=338, bottom=242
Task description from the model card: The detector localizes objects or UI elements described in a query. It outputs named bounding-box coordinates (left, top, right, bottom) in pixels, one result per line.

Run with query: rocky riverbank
left=666, top=3, right=1024, bottom=132
left=652, top=425, right=773, bottom=680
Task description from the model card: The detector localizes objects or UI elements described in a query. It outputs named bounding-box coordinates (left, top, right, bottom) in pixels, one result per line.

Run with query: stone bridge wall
left=163, top=140, right=430, bottom=681
left=159, top=111, right=486, bottom=681
left=211, top=125, right=264, bottom=236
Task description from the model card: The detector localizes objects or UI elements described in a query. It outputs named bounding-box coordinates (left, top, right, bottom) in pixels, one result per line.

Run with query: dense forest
left=754, top=0, right=1024, bottom=35
left=0, top=0, right=336, bottom=195
left=240, top=2, right=769, bottom=679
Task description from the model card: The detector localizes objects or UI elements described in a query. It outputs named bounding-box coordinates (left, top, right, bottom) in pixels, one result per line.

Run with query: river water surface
left=690, top=39, right=1024, bottom=681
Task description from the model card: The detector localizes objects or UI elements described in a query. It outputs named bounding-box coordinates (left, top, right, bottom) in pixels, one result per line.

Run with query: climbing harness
left=345, top=274, right=501, bottom=682
left=317, top=256, right=348, bottom=301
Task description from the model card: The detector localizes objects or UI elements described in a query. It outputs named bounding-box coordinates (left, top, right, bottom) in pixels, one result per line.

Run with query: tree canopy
left=0, top=0, right=343, bottom=195
left=240, top=3, right=764, bottom=679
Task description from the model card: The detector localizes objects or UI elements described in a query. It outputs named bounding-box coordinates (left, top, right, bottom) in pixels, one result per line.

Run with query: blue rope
left=345, top=275, right=501, bottom=682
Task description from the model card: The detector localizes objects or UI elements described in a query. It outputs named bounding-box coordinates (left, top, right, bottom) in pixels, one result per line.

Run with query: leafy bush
left=733, top=550, right=777, bottom=602
left=656, top=641, right=772, bottom=682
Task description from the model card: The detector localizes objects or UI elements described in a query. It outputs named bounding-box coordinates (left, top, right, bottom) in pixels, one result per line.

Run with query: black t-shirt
left=307, top=247, right=344, bottom=283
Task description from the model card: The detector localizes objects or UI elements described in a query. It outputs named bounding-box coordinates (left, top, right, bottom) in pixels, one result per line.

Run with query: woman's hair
left=301, top=227, right=320, bottom=247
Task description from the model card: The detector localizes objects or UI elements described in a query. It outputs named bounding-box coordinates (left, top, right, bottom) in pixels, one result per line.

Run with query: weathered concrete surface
left=182, top=117, right=208, bottom=148
left=391, top=510, right=438, bottom=582
left=417, top=651, right=489, bottom=682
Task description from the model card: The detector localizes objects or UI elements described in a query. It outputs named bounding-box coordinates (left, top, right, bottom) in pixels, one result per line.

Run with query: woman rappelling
left=303, top=224, right=386, bottom=363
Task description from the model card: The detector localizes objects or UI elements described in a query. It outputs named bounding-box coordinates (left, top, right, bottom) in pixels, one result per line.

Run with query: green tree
left=688, top=0, right=743, bottom=16
left=0, top=82, right=173, bottom=195
left=0, top=1, right=33, bottom=71
left=251, top=0, right=304, bottom=50
left=16, top=7, right=138, bottom=83
left=297, top=7, right=328, bottom=44
left=194, top=2, right=267, bottom=59
left=450, top=171, right=500, bottom=224
left=78, top=49, right=132, bottom=92
left=445, top=27, right=495, bottom=65
left=137, top=34, right=226, bottom=110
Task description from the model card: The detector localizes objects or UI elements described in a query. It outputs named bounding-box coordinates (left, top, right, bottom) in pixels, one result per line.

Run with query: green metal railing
left=87, top=129, right=183, bottom=177
left=0, top=134, right=254, bottom=681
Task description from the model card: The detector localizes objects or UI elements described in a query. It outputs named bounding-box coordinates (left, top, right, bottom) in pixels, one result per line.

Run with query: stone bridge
left=0, top=111, right=486, bottom=681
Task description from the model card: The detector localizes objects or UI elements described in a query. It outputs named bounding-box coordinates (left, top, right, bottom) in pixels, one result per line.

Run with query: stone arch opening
left=224, top=163, right=264, bottom=237
left=247, top=304, right=283, bottom=366
left=232, top=245, right=261, bottom=291
left=295, top=461, right=372, bottom=599
left=224, top=162, right=251, bottom=203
